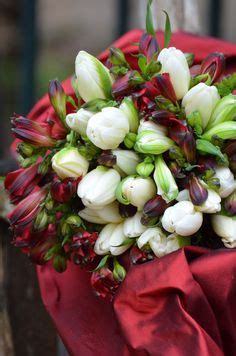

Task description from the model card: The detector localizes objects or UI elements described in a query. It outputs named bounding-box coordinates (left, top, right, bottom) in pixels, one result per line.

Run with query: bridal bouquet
left=5, top=1, right=236, bottom=300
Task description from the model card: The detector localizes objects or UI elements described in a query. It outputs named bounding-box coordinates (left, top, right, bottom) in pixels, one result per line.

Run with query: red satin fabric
left=32, top=30, right=236, bottom=355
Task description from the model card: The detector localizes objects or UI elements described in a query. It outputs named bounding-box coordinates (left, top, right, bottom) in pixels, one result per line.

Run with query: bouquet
left=5, top=0, right=236, bottom=301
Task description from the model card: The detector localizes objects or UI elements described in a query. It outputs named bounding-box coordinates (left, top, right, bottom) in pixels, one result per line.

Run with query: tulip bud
left=86, top=107, right=129, bottom=150
left=224, top=190, right=236, bottom=215
left=200, top=52, right=225, bottom=83
left=75, top=51, right=113, bottom=102
left=119, top=97, right=139, bottom=133
left=195, top=189, right=221, bottom=213
left=202, top=121, right=236, bottom=141
left=48, top=79, right=67, bottom=123
left=182, top=83, right=220, bottom=129
left=162, top=201, right=203, bottom=236
left=116, top=176, right=156, bottom=211
left=206, top=94, right=236, bottom=130
left=154, top=155, right=178, bottom=202
left=188, top=174, right=208, bottom=206
left=66, top=109, right=93, bottom=136
left=135, top=130, right=174, bottom=155
left=141, top=195, right=170, bottom=226
left=212, top=214, right=236, bottom=248
left=138, top=119, right=167, bottom=136
left=123, top=212, right=147, bottom=237
left=213, top=166, right=235, bottom=198
left=113, top=259, right=126, bottom=282
left=112, top=149, right=140, bottom=176
left=79, top=202, right=123, bottom=224
left=124, top=132, right=137, bottom=149
left=52, top=147, right=89, bottom=179
left=158, top=47, right=191, bottom=100
left=94, top=222, right=132, bottom=256
left=77, top=166, right=120, bottom=209
left=155, top=73, right=177, bottom=103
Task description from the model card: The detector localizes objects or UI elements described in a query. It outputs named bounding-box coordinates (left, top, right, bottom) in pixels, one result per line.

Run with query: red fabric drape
left=32, top=30, right=236, bottom=356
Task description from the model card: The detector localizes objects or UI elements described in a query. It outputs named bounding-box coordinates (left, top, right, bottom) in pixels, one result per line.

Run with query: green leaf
left=146, top=0, right=155, bottom=36
left=215, top=73, right=236, bottom=97
left=163, top=11, right=171, bottom=47
left=92, top=255, right=110, bottom=272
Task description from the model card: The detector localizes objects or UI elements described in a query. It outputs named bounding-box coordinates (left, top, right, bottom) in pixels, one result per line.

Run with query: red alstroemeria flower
left=90, top=267, right=120, bottom=301
left=4, top=163, right=42, bottom=204
left=7, top=187, right=48, bottom=227
left=71, top=231, right=98, bottom=266
left=200, top=52, right=225, bottom=83
left=130, top=245, right=154, bottom=265
left=112, top=70, right=144, bottom=99
left=51, top=177, right=81, bottom=203
left=139, top=32, right=159, bottom=61
left=11, top=114, right=64, bottom=147
left=155, top=73, right=177, bottom=103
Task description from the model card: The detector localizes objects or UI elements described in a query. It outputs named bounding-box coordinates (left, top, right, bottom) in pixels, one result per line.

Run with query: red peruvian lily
left=139, top=32, right=159, bottom=61
left=154, top=73, right=177, bottom=103
left=130, top=245, right=154, bottom=264
left=51, top=177, right=81, bottom=203
left=90, top=267, right=120, bottom=301
left=11, top=114, right=57, bottom=147
left=152, top=111, right=196, bottom=163
left=200, top=52, right=225, bottom=83
left=4, top=163, right=42, bottom=204
left=7, top=187, right=48, bottom=226
left=224, top=140, right=236, bottom=173
left=188, top=174, right=208, bottom=206
left=141, top=195, right=170, bottom=226
left=71, top=231, right=98, bottom=266
left=112, top=70, right=144, bottom=98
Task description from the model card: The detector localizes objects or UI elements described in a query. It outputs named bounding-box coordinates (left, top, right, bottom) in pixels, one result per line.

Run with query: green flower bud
left=206, top=94, right=236, bottom=130
left=154, top=155, right=179, bottom=202
left=113, top=258, right=126, bottom=282
left=124, top=132, right=137, bottom=149
left=134, top=130, right=174, bottom=155
left=136, top=161, right=154, bottom=177
left=202, top=121, right=236, bottom=141
left=53, top=255, right=67, bottom=273
left=66, top=215, right=83, bottom=227
left=34, top=210, right=48, bottom=231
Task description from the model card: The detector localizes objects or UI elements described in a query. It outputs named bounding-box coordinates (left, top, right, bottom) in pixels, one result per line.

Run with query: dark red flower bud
left=97, top=151, right=116, bottom=167
left=182, top=131, right=196, bottom=164
left=224, top=191, right=236, bottom=215
left=189, top=174, right=208, bottom=206
left=29, top=235, right=56, bottom=265
left=71, top=231, right=98, bottom=266
left=4, top=163, right=42, bottom=204
left=130, top=245, right=154, bottom=264
left=139, top=33, right=158, bottom=61
left=155, top=73, right=177, bottom=103
left=197, top=156, right=217, bottom=173
left=118, top=203, right=137, bottom=218
left=141, top=195, right=170, bottom=226
left=90, top=267, right=120, bottom=301
left=48, top=79, right=67, bottom=122
left=7, top=187, right=48, bottom=226
left=51, top=177, right=80, bottom=203
left=200, top=52, right=225, bottom=83
left=112, top=70, right=144, bottom=98
left=11, top=114, right=56, bottom=147
left=224, top=140, right=236, bottom=156
left=169, top=162, right=186, bottom=178
left=151, top=110, right=177, bottom=126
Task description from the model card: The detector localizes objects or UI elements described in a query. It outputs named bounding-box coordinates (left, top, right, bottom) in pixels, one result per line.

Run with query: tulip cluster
left=4, top=1, right=236, bottom=300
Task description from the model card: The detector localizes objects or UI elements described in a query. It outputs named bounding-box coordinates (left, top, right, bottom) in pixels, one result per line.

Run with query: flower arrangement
left=5, top=0, right=236, bottom=300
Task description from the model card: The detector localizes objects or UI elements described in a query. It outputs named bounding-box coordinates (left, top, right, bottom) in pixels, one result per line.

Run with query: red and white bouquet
left=5, top=1, right=236, bottom=300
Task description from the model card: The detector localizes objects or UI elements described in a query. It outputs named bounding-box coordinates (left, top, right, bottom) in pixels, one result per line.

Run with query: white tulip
left=112, top=149, right=140, bottom=176
left=52, top=147, right=89, bottom=179
left=138, top=119, right=167, bottom=136
left=78, top=202, right=123, bottom=224
left=212, top=215, right=236, bottom=248
left=119, top=97, right=139, bottom=133
left=94, top=222, right=131, bottom=256
left=162, top=201, right=203, bottom=236
left=158, top=47, right=191, bottom=100
left=116, top=176, right=156, bottom=211
left=195, top=189, right=221, bottom=213
left=182, top=83, right=220, bottom=129
left=77, top=166, right=120, bottom=209
left=213, top=167, right=235, bottom=198
left=75, top=50, right=113, bottom=102
left=123, top=212, right=147, bottom=237
left=86, top=107, right=129, bottom=149
left=66, top=108, right=93, bottom=136
left=135, top=130, right=174, bottom=155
